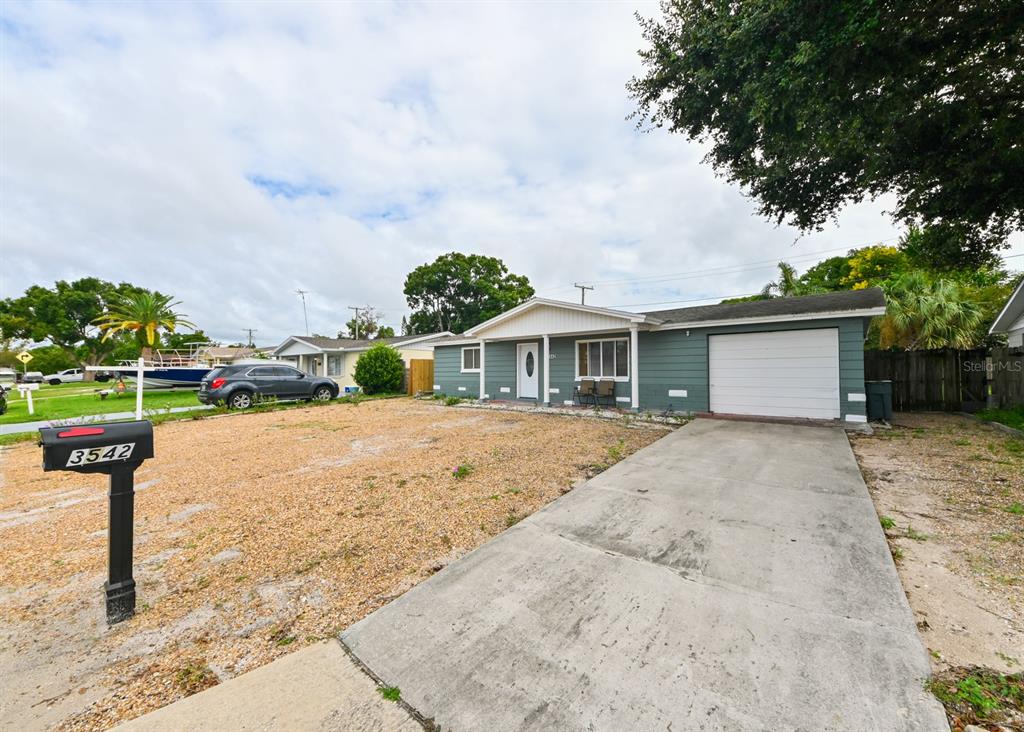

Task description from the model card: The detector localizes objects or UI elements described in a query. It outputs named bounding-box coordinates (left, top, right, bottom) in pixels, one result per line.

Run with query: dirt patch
left=0, top=398, right=667, bottom=730
left=850, top=413, right=1024, bottom=678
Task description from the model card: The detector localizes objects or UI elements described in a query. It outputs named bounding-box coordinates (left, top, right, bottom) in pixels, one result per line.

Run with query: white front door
left=517, top=343, right=539, bottom=399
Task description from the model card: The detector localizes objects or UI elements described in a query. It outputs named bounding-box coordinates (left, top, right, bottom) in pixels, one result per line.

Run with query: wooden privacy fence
left=864, top=347, right=1024, bottom=412
left=407, top=359, right=434, bottom=395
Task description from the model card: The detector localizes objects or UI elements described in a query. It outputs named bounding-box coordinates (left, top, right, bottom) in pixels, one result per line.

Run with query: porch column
left=542, top=334, right=550, bottom=406
left=479, top=340, right=486, bottom=400
left=630, top=324, right=640, bottom=412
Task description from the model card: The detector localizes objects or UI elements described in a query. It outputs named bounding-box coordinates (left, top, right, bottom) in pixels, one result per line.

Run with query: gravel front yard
left=0, top=398, right=667, bottom=730
left=850, top=414, right=1024, bottom=673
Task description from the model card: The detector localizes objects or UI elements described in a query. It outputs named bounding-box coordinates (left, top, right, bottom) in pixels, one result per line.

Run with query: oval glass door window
left=525, top=352, right=535, bottom=377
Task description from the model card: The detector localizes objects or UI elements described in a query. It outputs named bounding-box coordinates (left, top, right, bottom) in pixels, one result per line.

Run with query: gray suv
left=198, top=363, right=338, bottom=409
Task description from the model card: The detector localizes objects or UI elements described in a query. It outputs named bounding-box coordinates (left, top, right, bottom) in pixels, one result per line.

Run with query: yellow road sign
left=16, top=351, right=33, bottom=364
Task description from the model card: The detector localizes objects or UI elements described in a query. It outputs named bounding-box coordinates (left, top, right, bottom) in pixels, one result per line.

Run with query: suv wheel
left=49, top=378, right=62, bottom=386
left=313, top=385, right=334, bottom=401
left=229, top=390, right=254, bottom=409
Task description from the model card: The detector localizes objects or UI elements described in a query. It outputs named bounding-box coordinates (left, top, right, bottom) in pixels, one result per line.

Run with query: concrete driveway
left=342, top=419, right=947, bottom=731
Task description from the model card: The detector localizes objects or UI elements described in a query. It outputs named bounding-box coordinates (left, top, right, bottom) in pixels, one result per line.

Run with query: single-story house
left=990, top=278, right=1024, bottom=348
left=429, top=288, right=886, bottom=424
left=272, top=332, right=451, bottom=391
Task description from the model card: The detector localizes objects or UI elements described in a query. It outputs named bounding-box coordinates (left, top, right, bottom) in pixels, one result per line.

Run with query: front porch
left=433, top=299, right=661, bottom=412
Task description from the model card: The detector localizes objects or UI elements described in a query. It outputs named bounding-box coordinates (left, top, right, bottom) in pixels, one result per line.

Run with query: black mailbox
left=40, top=421, right=153, bottom=473
left=38, top=420, right=154, bottom=624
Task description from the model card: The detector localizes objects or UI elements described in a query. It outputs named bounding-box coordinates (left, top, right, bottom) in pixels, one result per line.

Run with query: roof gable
left=465, top=298, right=654, bottom=339
left=990, top=279, right=1024, bottom=334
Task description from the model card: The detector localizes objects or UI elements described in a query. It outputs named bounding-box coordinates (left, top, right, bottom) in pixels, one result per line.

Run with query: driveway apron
left=342, top=419, right=947, bottom=731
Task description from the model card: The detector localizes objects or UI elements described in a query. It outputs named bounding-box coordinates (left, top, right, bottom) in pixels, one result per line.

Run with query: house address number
left=66, top=443, right=136, bottom=467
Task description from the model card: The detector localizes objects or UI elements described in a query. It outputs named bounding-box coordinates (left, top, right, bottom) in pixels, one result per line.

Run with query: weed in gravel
left=926, top=667, right=1024, bottom=725
left=607, top=439, right=626, bottom=462
left=1004, top=503, right=1024, bottom=515
left=378, top=686, right=401, bottom=702
left=505, top=509, right=523, bottom=527
left=952, top=438, right=971, bottom=446
left=991, top=533, right=1018, bottom=544
left=175, top=662, right=217, bottom=695
left=906, top=526, right=928, bottom=542
left=880, top=516, right=896, bottom=530
left=996, top=652, right=1020, bottom=668
left=890, top=544, right=905, bottom=562
left=452, top=463, right=473, bottom=480
left=444, top=396, right=462, bottom=406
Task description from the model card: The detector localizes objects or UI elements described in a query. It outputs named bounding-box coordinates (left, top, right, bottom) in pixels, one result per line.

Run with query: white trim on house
left=344, top=332, right=454, bottom=352
left=654, top=307, right=886, bottom=331
left=464, top=297, right=660, bottom=337
left=989, top=279, right=1024, bottom=334
left=460, top=346, right=481, bottom=373
left=574, top=336, right=630, bottom=382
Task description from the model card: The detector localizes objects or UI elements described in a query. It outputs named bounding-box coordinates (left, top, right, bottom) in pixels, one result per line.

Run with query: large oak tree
left=629, top=0, right=1023, bottom=268
left=403, top=253, right=535, bottom=334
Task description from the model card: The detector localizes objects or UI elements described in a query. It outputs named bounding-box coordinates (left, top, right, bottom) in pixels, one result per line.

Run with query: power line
left=243, top=328, right=258, bottom=347
left=609, top=293, right=760, bottom=309
left=539, top=237, right=904, bottom=296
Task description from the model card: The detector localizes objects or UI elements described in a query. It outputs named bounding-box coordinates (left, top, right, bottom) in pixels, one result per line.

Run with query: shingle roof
left=642, top=287, right=886, bottom=325
left=288, top=333, right=448, bottom=350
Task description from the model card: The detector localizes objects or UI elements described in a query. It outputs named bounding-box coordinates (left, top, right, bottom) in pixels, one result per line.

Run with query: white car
left=0, top=367, right=16, bottom=387
left=43, top=368, right=85, bottom=385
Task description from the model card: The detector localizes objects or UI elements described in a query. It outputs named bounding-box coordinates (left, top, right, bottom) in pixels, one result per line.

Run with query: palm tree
left=879, top=271, right=983, bottom=350
left=94, top=292, right=196, bottom=359
left=760, top=262, right=803, bottom=298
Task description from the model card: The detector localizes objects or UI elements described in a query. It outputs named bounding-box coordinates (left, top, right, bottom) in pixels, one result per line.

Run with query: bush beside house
left=353, top=344, right=404, bottom=394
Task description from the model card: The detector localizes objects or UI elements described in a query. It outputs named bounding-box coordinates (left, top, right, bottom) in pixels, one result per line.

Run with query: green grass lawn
left=0, top=388, right=201, bottom=425
left=977, top=404, right=1024, bottom=432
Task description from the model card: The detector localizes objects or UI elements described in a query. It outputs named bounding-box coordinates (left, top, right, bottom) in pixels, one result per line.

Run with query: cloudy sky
left=2, top=1, right=1021, bottom=345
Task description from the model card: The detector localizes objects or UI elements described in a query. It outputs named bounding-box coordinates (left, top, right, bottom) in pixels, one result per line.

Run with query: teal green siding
left=435, top=317, right=870, bottom=420
left=433, top=345, right=480, bottom=397
left=548, top=332, right=633, bottom=406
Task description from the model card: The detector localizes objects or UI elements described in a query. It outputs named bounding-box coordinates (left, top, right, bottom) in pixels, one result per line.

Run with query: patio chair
left=596, top=379, right=616, bottom=407
left=574, top=379, right=596, bottom=406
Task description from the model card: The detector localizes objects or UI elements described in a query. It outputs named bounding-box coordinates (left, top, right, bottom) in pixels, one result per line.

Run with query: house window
left=461, top=346, right=481, bottom=372
left=327, top=355, right=343, bottom=376
left=576, top=338, right=629, bottom=380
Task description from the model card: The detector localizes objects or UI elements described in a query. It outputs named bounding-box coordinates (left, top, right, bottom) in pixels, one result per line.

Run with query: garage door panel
left=709, top=329, right=841, bottom=419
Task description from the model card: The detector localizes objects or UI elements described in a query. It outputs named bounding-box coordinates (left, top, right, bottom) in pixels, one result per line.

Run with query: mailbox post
left=38, top=421, right=154, bottom=624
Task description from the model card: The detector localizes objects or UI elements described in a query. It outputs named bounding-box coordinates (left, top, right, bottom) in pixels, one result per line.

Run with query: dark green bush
left=353, top=344, right=404, bottom=395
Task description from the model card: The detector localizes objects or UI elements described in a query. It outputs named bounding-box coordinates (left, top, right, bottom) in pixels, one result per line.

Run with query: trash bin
left=865, top=380, right=893, bottom=422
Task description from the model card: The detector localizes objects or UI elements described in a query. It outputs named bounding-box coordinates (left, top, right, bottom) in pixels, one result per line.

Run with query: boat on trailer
left=87, top=348, right=211, bottom=388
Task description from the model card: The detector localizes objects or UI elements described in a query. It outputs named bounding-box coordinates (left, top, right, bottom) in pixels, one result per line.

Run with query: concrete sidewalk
left=342, top=420, right=947, bottom=731
left=0, top=405, right=213, bottom=435
left=113, top=640, right=420, bottom=731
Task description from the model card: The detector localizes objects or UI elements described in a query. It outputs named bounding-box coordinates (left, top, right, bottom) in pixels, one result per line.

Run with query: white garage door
left=709, top=328, right=840, bottom=419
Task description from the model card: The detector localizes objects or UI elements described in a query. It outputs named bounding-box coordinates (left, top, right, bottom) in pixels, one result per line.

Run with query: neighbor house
left=429, top=289, right=886, bottom=424
left=989, top=278, right=1024, bottom=348
left=272, top=333, right=451, bottom=391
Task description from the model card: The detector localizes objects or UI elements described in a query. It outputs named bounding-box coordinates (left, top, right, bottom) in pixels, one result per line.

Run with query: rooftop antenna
left=573, top=283, right=595, bottom=305
left=295, top=289, right=310, bottom=335
left=243, top=328, right=258, bottom=347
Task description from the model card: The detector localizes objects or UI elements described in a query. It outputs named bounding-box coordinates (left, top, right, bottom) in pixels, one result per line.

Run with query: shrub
left=353, top=344, right=404, bottom=394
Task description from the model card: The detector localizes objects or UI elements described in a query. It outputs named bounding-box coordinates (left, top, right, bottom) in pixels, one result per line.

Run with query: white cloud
left=2, top=1, right=1020, bottom=344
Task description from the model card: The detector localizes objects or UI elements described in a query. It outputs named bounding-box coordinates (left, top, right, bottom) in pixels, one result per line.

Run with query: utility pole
left=573, top=283, right=594, bottom=305
left=347, top=306, right=363, bottom=340
left=243, top=328, right=258, bottom=347
left=295, top=290, right=309, bottom=335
